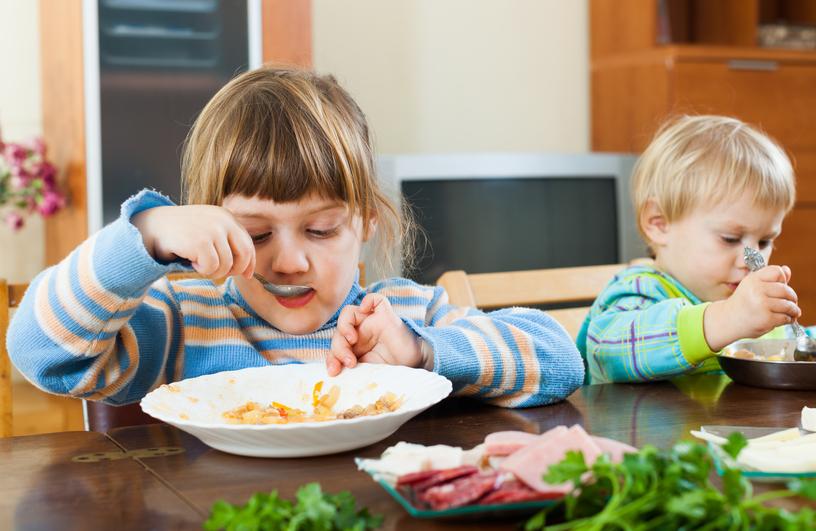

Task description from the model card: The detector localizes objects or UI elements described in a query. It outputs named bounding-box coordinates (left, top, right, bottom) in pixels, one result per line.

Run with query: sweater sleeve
left=584, top=274, right=716, bottom=384
left=368, top=278, right=585, bottom=408
left=6, top=190, right=191, bottom=404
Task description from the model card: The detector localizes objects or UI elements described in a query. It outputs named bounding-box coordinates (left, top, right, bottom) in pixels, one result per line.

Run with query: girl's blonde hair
left=181, top=66, right=412, bottom=274
left=632, top=115, right=795, bottom=247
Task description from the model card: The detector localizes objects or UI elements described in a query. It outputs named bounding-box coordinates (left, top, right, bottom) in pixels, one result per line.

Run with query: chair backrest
left=1, top=280, right=29, bottom=437
left=436, top=264, right=626, bottom=339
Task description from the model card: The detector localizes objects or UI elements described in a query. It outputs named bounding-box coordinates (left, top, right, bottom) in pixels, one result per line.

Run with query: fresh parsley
left=204, top=482, right=382, bottom=531
left=525, top=433, right=816, bottom=530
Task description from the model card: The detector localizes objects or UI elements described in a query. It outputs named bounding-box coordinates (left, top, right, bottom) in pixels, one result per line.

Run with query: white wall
left=313, top=0, right=589, bottom=155
left=0, top=0, right=44, bottom=283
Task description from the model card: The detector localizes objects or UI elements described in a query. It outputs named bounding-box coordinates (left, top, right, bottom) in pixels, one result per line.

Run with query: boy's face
left=223, top=193, right=368, bottom=335
left=650, top=191, right=785, bottom=302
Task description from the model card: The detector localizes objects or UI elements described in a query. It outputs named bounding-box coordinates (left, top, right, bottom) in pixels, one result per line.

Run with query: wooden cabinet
left=591, top=0, right=816, bottom=319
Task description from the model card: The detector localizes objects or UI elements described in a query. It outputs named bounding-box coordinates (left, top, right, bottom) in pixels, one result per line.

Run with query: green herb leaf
left=542, top=450, right=587, bottom=485
left=788, top=479, right=816, bottom=501
left=722, top=432, right=748, bottom=459
left=204, top=483, right=380, bottom=531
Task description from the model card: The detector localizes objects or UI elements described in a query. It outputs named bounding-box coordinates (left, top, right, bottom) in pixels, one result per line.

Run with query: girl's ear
left=640, top=198, right=670, bottom=248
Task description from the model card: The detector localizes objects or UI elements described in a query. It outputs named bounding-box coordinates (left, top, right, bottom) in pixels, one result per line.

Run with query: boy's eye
left=251, top=232, right=271, bottom=244
left=758, top=239, right=773, bottom=249
left=307, top=227, right=338, bottom=239
left=721, top=236, right=741, bottom=245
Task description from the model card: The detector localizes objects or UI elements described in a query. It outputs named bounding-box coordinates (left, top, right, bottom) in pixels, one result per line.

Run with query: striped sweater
left=7, top=190, right=584, bottom=408
left=577, top=265, right=791, bottom=384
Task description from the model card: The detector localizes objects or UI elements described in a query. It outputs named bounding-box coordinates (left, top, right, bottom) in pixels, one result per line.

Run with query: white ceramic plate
left=140, top=363, right=452, bottom=457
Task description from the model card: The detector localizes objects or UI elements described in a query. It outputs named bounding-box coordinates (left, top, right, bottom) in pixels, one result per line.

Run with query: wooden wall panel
left=40, top=1, right=87, bottom=265
left=773, top=207, right=816, bottom=320
left=590, top=0, right=657, bottom=60
left=591, top=57, right=671, bottom=152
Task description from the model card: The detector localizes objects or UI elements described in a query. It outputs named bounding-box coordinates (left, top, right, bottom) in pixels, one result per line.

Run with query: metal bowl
left=719, top=338, right=816, bottom=391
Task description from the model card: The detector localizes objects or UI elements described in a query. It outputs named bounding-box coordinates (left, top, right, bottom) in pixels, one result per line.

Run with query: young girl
left=8, top=66, right=583, bottom=408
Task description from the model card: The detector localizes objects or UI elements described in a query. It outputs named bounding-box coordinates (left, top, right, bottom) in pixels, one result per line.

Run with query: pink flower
left=9, top=174, right=28, bottom=190
left=37, top=190, right=64, bottom=216
left=5, top=212, right=24, bottom=231
left=4, top=144, right=27, bottom=164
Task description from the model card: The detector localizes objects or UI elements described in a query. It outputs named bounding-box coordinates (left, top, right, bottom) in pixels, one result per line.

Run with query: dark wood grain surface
left=0, top=430, right=201, bottom=530
left=103, top=374, right=816, bottom=530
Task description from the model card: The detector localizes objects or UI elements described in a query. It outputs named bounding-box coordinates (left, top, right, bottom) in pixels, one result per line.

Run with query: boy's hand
left=327, top=293, right=426, bottom=376
left=132, top=205, right=255, bottom=279
left=704, top=265, right=800, bottom=351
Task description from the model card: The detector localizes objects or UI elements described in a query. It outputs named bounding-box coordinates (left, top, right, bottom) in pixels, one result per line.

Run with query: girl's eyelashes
left=251, top=232, right=271, bottom=244
left=307, top=227, right=339, bottom=239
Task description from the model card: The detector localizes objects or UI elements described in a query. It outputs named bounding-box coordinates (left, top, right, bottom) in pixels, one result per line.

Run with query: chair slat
left=465, top=264, right=624, bottom=309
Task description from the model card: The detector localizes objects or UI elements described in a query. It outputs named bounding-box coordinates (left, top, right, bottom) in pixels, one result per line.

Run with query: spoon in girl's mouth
left=252, top=273, right=312, bottom=298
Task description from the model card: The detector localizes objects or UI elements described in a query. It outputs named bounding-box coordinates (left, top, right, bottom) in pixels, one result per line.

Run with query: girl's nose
left=269, top=237, right=309, bottom=275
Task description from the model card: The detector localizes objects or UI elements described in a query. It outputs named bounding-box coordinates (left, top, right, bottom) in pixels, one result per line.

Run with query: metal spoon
left=252, top=272, right=312, bottom=298
left=743, top=247, right=816, bottom=360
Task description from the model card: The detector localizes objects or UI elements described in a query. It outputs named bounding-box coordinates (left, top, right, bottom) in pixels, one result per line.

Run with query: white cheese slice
left=802, top=407, right=816, bottom=432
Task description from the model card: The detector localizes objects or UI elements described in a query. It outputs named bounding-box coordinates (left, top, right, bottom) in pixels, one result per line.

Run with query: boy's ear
left=640, top=198, right=670, bottom=248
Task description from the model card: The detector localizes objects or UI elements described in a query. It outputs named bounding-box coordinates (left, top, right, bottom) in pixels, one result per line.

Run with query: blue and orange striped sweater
left=7, top=190, right=584, bottom=408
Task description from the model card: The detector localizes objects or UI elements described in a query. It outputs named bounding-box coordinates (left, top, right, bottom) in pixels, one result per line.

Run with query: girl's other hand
left=327, top=293, right=425, bottom=376
left=132, top=205, right=256, bottom=280
left=704, top=265, right=800, bottom=351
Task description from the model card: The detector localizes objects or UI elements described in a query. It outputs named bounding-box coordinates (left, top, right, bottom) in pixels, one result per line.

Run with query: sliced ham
left=499, top=425, right=602, bottom=494
left=591, top=435, right=637, bottom=463
left=484, top=431, right=542, bottom=456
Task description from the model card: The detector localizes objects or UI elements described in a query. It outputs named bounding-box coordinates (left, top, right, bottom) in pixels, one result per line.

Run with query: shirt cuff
left=678, top=302, right=717, bottom=365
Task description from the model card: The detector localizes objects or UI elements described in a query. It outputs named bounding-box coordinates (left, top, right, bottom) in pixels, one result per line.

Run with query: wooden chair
left=0, top=280, right=28, bottom=437
left=436, top=264, right=627, bottom=339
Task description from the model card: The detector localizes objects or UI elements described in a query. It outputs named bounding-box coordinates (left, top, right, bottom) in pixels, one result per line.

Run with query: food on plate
left=356, top=424, right=637, bottom=511
left=223, top=381, right=403, bottom=424
left=721, top=347, right=788, bottom=362
left=691, top=426, right=816, bottom=473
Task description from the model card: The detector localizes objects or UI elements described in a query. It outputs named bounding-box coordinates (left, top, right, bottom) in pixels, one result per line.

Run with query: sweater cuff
left=93, top=189, right=192, bottom=296
left=678, top=302, right=716, bottom=365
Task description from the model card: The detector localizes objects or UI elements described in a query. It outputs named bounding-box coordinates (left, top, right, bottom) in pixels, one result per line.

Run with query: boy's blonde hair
left=181, top=66, right=411, bottom=274
left=632, top=115, right=795, bottom=248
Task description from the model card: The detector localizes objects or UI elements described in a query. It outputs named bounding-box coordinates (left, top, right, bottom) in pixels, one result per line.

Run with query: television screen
left=402, top=177, right=619, bottom=286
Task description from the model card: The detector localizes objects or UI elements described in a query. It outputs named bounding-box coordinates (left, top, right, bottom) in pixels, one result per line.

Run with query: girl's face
left=223, top=193, right=369, bottom=334
left=651, top=191, right=785, bottom=302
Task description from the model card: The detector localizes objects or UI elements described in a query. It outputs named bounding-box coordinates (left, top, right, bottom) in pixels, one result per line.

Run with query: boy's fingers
left=781, top=265, right=792, bottom=283
left=769, top=299, right=801, bottom=319
left=757, top=265, right=789, bottom=283
left=764, top=283, right=798, bottom=303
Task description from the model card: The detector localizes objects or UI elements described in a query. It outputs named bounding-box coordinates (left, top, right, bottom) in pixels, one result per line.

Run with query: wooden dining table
left=3, top=374, right=815, bottom=530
